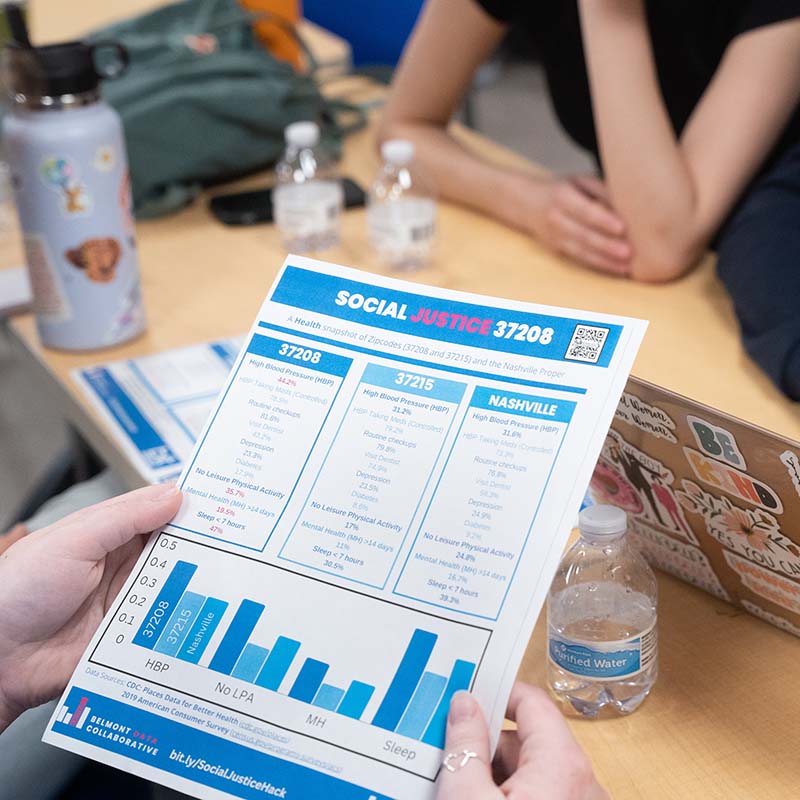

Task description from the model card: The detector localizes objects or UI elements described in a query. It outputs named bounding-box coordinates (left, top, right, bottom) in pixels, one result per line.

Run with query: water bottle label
left=368, top=199, right=436, bottom=251
left=274, top=182, right=343, bottom=240
left=548, top=622, right=657, bottom=680
left=279, top=202, right=338, bottom=236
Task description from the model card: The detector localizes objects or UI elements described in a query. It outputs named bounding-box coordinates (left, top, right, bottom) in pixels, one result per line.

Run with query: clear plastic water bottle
left=273, top=121, right=343, bottom=252
left=367, top=139, right=436, bottom=270
left=547, top=505, right=658, bottom=718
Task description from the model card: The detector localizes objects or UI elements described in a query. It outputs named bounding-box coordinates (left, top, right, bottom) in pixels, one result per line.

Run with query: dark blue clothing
left=716, top=142, right=800, bottom=400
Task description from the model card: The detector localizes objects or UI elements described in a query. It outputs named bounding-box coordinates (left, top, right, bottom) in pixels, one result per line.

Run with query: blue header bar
left=470, top=386, right=575, bottom=423
left=270, top=266, right=622, bottom=367
left=360, top=364, right=466, bottom=404
left=246, top=333, right=352, bottom=378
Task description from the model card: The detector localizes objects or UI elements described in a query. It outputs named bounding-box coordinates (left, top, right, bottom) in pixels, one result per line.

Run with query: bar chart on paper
left=91, top=532, right=491, bottom=778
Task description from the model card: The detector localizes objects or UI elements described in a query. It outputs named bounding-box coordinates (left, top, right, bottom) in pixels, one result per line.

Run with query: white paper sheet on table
left=73, top=336, right=245, bottom=484
left=48, top=256, right=646, bottom=800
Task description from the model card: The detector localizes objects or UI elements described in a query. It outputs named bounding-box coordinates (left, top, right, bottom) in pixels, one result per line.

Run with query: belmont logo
left=683, top=447, right=783, bottom=513
left=57, top=696, right=91, bottom=729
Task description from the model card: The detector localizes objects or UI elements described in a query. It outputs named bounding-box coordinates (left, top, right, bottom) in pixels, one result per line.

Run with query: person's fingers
left=503, top=684, right=607, bottom=799
left=552, top=210, right=632, bottom=264
left=552, top=226, right=631, bottom=276
left=553, top=181, right=626, bottom=236
left=558, top=239, right=630, bottom=275
left=571, top=175, right=613, bottom=206
left=505, top=683, right=571, bottom=738
left=437, top=692, right=497, bottom=800
left=0, top=524, right=28, bottom=556
left=40, top=484, right=182, bottom=561
left=492, top=728, right=521, bottom=785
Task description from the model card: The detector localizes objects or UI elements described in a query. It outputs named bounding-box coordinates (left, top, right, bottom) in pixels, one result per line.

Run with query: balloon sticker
left=740, top=600, right=800, bottom=638
left=723, top=550, right=800, bottom=615
left=39, top=155, right=92, bottom=216
left=615, top=391, right=677, bottom=443
left=676, top=480, right=800, bottom=579
left=630, top=517, right=729, bottom=601
left=780, top=450, right=800, bottom=500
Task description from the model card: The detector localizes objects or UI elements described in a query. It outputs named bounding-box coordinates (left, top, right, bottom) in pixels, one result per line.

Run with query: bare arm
left=379, top=0, right=517, bottom=223
left=380, top=0, right=633, bottom=274
left=579, top=0, right=800, bottom=281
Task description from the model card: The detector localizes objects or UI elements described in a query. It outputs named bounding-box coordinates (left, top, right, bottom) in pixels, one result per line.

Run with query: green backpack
left=91, top=0, right=364, bottom=217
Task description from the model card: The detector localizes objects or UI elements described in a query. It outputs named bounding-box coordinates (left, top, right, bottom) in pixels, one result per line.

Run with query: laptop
left=589, top=376, right=800, bottom=638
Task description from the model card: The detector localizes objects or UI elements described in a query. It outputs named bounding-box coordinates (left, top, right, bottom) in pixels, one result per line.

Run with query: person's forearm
left=377, top=119, right=543, bottom=233
left=579, top=0, right=701, bottom=280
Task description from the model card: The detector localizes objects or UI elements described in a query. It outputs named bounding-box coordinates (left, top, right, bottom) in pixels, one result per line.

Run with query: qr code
left=565, top=325, right=610, bottom=363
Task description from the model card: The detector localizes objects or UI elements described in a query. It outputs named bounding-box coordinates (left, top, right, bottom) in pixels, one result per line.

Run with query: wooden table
left=11, top=3, right=800, bottom=798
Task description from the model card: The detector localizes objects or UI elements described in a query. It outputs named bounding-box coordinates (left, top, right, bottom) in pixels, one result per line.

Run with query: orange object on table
left=239, top=0, right=301, bottom=69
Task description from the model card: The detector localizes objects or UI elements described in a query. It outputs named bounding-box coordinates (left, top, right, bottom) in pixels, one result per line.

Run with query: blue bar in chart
left=133, top=561, right=197, bottom=648
left=124, top=552, right=484, bottom=753
left=372, top=629, right=438, bottom=731
left=289, top=659, right=329, bottom=702
left=255, top=637, right=301, bottom=691
left=421, top=660, right=476, bottom=748
left=313, top=684, right=345, bottom=711
left=338, top=681, right=375, bottom=720
left=231, top=644, right=270, bottom=683
left=177, top=597, right=228, bottom=664
left=395, top=672, right=447, bottom=739
left=154, top=592, right=206, bottom=656
left=208, top=600, right=265, bottom=674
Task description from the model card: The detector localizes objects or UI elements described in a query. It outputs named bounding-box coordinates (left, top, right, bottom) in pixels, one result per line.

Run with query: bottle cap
left=285, top=121, right=320, bottom=148
left=4, top=41, right=128, bottom=101
left=579, top=504, right=627, bottom=538
left=381, top=139, right=415, bottom=165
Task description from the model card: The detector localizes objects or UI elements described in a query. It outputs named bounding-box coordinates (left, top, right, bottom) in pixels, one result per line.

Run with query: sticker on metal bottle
left=548, top=621, right=657, bottom=680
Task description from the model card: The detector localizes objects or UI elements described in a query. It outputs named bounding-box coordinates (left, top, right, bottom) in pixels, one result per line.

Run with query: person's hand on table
left=0, top=484, right=181, bottom=732
left=437, top=682, right=609, bottom=800
left=509, top=173, right=633, bottom=276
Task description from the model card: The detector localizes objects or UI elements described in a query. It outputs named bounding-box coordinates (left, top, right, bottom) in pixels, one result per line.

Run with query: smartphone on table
left=209, top=178, right=367, bottom=226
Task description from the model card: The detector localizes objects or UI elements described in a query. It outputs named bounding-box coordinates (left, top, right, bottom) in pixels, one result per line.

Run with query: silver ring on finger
left=442, top=749, right=480, bottom=773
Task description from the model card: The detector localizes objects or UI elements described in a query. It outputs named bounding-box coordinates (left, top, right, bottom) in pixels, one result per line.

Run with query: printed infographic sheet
left=46, top=257, right=646, bottom=800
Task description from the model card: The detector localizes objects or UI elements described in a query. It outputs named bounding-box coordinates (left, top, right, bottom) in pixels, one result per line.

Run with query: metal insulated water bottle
left=3, top=39, right=145, bottom=350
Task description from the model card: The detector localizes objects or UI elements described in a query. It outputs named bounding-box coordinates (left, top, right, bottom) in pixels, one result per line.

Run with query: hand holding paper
left=44, top=257, right=644, bottom=799
left=437, top=684, right=609, bottom=800
left=0, top=484, right=181, bottom=730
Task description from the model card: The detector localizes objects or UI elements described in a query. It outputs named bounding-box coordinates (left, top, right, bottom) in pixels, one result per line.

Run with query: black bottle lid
left=5, top=40, right=128, bottom=100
